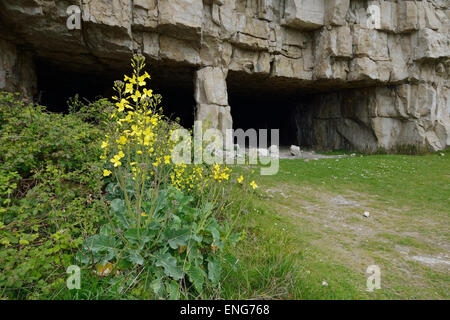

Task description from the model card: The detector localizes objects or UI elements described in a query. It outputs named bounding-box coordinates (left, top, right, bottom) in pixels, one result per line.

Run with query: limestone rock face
left=194, top=67, right=232, bottom=135
left=295, top=83, right=450, bottom=152
left=0, top=39, right=36, bottom=97
left=283, top=0, right=325, bottom=30
left=0, top=0, right=449, bottom=152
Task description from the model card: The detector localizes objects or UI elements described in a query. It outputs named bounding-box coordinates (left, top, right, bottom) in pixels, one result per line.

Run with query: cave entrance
left=148, top=64, right=196, bottom=129
left=227, top=73, right=303, bottom=149
left=35, top=58, right=116, bottom=113
left=34, top=58, right=196, bottom=129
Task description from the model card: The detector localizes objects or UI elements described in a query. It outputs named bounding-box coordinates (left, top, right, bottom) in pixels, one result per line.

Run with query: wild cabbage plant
left=77, top=56, right=253, bottom=299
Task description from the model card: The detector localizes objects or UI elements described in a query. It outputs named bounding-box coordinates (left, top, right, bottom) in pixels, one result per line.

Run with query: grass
left=222, top=149, right=450, bottom=299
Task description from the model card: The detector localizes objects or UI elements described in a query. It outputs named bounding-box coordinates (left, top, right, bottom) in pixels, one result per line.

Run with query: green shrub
left=67, top=94, right=115, bottom=126
left=0, top=92, right=106, bottom=299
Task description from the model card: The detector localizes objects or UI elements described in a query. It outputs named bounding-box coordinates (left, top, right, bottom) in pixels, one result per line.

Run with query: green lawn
left=222, top=150, right=450, bottom=299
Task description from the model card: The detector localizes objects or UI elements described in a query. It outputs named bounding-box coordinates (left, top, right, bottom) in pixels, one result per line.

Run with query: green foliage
left=67, top=94, right=115, bottom=126
left=0, top=170, right=20, bottom=215
left=77, top=186, right=234, bottom=298
left=0, top=92, right=105, bottom=299
left=0, top=57, right=249, bottom=300
left=0, top=92, right=104, bottom=177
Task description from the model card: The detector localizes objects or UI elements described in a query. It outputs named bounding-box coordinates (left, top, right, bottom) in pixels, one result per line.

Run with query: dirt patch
left=262, top=182, right=450, bottom=296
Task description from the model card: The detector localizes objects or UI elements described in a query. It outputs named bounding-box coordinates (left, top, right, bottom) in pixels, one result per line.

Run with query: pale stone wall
left=194, top=66, right=233, bottom=135
left=0, top=0, right=448, bottom=151
left=294, top=83, right=450, bottom=152
left=0, top=39, right=37, bottom=98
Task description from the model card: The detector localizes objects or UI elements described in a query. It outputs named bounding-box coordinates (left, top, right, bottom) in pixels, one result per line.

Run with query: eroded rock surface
left=0, top=0, right=449, bottom=152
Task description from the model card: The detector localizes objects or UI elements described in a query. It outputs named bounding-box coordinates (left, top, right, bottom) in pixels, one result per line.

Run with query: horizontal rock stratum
left=0, top=0, right=449, bottom=152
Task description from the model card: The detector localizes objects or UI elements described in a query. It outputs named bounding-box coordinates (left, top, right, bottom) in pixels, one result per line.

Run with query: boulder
left=290, top=145, right=302, bottom=157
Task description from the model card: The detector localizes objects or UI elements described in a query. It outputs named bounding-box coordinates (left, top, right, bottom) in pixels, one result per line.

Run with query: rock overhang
left=0, top=0, right=448, bottom=152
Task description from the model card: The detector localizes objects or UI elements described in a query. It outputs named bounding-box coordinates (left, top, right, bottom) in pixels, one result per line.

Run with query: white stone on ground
left=290, top=145, right=301, bottom=156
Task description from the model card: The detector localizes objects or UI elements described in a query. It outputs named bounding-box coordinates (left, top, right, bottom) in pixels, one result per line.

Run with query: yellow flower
left=118, top=151, right=125, bottom=158
left=119, top=113, right=132, bottom=123
left=143, top=131, right=154, bottom=145
left=143, top=88, right=153, bottom=98
left=131, top=125, right=141, bottom=136
left=137, top=74, right=147, bottom=86
left=124, top=74, right=137, bottom=85
left=125, top=83, right=133, bottom=94
left=149, top=116, right=158, bottom=125
left=131, top=90, right=141, bottom=102
left=103, top=169, right=112, bottom=177
left=116, top=136, right=127, bottom=145
left=141, top=212, right=147, bottom=217
left=116, top=99, right=129, bottom=112
left=250, top=181, right=258, bottom=190
left=237, top=175, right=244, bottom=184
left=164, top=155, right=171, bottom=164
left=101, top=141, right=108, bottom=149
left=110, top=155, right=122, bottom=167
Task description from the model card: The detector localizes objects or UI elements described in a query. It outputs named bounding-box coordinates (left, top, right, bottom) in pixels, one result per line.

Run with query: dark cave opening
left=35, top=58, right=196, bottom=129
left=35, top=59, right=115, bottom=112
left=227, top=82, right=302, bottom=147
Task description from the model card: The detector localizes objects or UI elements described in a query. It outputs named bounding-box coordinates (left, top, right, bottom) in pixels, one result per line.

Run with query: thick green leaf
left=150, top=278, right=163, bottom=297
left=223, top=253, right=239, bottom=271
left=99, top=224, right=116, bottom=236
left=74, top=250, right=91, bottom=264
left=85, top=234, right=120, bottom=254
left=124, top=228, right=139, bottom=241
left=127, top=249, right=144, bottom=265
left=155, top=253, right=183, bottom=280
left=163, top=228, right=190, bottom=249
left=206, top=220, right=222, bottom=241
left=166, top=279, right=180, bottom=300
left=84, top=234, right=120, bottom=262
left=124, top=228, right=152, bottom=244
left=187, top=265, right=206, bottom=293
left=110, top=198, right=126, bottom=213
left=207, top=257, right=221, bottom=285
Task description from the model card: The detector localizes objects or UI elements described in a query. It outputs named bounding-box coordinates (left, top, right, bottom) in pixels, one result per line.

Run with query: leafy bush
left=0, top=56, right=254, bottom=300
left=0, top=92, right=105, bottom=299
left=67, top=95, right=115, bottom=126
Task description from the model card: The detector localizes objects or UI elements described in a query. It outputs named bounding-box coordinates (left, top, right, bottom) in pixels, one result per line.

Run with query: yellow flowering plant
left=78, top=55, right=253, bottom=298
